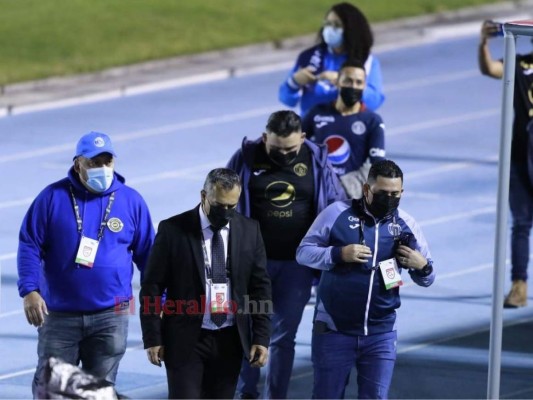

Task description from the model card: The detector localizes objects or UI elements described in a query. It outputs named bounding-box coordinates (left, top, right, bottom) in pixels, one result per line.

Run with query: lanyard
left=359, top=215, right=399, bottom=270
left=69, top=185, right=115, bottom=241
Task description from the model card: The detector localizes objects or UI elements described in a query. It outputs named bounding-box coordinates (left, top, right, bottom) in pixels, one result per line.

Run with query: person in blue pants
left=297, top=160, right=435, bottom=399
left=227, top=110, right=346, bottom=398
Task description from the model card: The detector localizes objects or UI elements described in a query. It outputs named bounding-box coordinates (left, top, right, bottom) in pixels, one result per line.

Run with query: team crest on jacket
left=293, top=163, right=308, bottom=177
left=107, top=217, right=124, bottom=233
left=388, top=222, right=401, bottom=237
left=351, top=121, right=366, bottom=135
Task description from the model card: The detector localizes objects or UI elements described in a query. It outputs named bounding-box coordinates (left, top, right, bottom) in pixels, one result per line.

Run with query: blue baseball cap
left=75, top=131, right=117, bottom=159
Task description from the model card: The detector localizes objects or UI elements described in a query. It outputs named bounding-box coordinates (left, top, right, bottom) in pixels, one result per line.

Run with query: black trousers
left=166, top=325, right=243, bottom=399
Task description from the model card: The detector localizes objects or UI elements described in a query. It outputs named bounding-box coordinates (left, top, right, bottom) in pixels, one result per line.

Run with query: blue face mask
left=322, top=26, right=344, bottom=48
left=85, top=166, right=114, bottom=192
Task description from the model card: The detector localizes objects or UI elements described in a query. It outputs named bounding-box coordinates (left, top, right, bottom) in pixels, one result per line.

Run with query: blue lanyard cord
left=69, top=185, right=116, bottom=241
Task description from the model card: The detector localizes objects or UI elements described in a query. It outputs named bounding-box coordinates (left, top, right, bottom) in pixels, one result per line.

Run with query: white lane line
left=0, top=106, right=277, bottom=164
left=0, top=252, right=16, bottom=261
left=0, top=343, right=145, bottom=381
left=386, top=69, right=479, bottom=92
left=0, top=198, right=33, bottom=210
left=387, top=108, right=499, bottom=137
left=128, top=161, right=225, bottom=185
left=0, top=310, right=24, bottom=319
left=0, top=368, right=35, bottom=380
left=419, top=206, right=495, bottom=227
left=0, top=100, right=499, bottom=164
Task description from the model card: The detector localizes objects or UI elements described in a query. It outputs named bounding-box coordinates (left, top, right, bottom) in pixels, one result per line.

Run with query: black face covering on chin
left=206, top=201, right=236, bottom=229
left=340, top=87, right=363, bottom=107
left=268, top=149, right=298, bottom=167
left=366, top=192, right=400, bottom=219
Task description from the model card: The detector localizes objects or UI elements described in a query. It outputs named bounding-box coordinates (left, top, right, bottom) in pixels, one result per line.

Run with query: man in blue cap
left=17, top=131, right=155, bottom=396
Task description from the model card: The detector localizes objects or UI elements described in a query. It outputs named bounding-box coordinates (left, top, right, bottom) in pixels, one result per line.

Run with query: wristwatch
left=417, top=263, right=433, bottom=277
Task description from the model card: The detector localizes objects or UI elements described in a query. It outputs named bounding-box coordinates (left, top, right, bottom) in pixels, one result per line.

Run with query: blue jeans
left=237, top=259, right=315, bottom=399
left=32, top=304, right=129, bottom=397
left=312, top=325, right=397, bottom=399
left=510, top=163, right=533, bottom=281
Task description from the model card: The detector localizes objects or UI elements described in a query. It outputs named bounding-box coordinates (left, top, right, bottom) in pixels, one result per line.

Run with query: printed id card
left=210, top=282, right=229, bottom=314
left=378, top=258, right=403, bottom=290
left=75, top=236, right=99, bottom=267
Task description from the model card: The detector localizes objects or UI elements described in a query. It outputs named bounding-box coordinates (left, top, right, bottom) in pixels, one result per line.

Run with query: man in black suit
left=139, top=168, right=272, bottom=399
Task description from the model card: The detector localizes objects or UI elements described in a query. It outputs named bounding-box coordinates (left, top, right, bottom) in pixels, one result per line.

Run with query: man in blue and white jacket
left=296, top=159, right=435, bottom=399
left=17, top=131, right=155, bottom=396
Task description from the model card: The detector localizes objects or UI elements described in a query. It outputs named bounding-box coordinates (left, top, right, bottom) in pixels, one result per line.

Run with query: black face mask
left=268, top=149, right=298, bottom=167
left=206, top=201, right=236, bottom=229
left=340, top=87, right=363, bottom=107
left=366, top=192, right=400, bottom=219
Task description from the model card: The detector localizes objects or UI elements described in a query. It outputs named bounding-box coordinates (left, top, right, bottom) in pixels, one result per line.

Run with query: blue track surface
left=1, top=32, right=533, bottom=399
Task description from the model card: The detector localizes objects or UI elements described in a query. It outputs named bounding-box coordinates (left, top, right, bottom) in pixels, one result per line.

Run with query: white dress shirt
left=199, top=204, right=234, bottom=329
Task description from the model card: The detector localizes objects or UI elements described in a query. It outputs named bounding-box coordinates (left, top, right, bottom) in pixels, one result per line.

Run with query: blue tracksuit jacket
left=296, top=198, right=435, bottom=336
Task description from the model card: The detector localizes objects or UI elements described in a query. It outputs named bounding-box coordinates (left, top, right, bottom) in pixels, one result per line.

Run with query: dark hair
left=340, top=58, right=365, bottom=71
left=367, top=160, right=403, bottom=183
left=265, top=110, right=302, bottom=138
left=318, top=2, right=373, bottom=63
left=203, top=168, right=241, bottom=196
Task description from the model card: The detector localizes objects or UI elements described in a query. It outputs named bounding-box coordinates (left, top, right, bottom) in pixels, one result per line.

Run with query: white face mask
left=85, top=166, right=114, bottom=192
left=322, top=26, right=344, bottom=48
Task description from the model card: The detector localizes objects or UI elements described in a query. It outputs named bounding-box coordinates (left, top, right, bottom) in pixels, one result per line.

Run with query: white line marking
left=388, top=108, right=499, bottom=137
left=0, top=343, right=144, bottom=381
left=0, top=253, right=16, bottom=261
left=0, top=368, right=35, bottom=380
left=419, top=206, right=495, bottom=227
left=0, top=310, right=24, bottom=319
left=0, top=198, right=33, bottom=210
left=386, top=69, right=479, bottom=92
left=0, top=106, right=277, bottom=164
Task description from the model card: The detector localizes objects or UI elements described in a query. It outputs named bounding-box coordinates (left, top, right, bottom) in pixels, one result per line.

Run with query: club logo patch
left=293, top=163, right=308, bottom=177
left=94, top=137, right=105, bottom=147
left=351, top=121, right=366, bottom=135
left=107, top=217, right=124, bottom=233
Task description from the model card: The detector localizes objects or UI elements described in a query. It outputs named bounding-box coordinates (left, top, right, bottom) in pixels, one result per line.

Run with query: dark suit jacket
left=139, top=205, right=271, bottom=368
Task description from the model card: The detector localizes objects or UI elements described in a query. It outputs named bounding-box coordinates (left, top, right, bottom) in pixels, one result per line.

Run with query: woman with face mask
left=278, top=2, right=385, bottom=116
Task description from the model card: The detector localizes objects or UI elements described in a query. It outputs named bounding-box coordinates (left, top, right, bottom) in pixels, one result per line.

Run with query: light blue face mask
left=322, top=26, right=344, bottom=48
left=86, top=166, right=114, bottom=192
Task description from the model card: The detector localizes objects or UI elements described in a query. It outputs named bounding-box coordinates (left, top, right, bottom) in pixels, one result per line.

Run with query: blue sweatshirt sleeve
left=278, top=62, right=302, bottom=108
left=17, top=189, right=50, bottom=297
left=296, top=201, right=346, bottom=270
left=362, top=55, right=385, bottom=111
left=131, top=192, right=155, bottom=282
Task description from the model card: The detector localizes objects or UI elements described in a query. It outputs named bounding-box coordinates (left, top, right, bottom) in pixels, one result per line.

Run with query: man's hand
left=23, top=291, right=48, bottom=327
left=249, top=345, right=268, bottom=368
left=317, top=70, right=339, bottom=85
left=341, top=244, right=372, bottom=263
left=292, top=67, right=317, bottom=86
left=146, top=346, right=165, bottom=367
left=481, top=20, right=499, bottom=43
left=395, top=245, right=427, bottom=270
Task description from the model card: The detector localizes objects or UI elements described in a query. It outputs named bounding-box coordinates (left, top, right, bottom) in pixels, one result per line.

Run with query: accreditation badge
left=378, top=258, right=403, bottom=290
left=75, top=236, right=99, bottom=268
left=209, top=282, right=229, bottom=314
